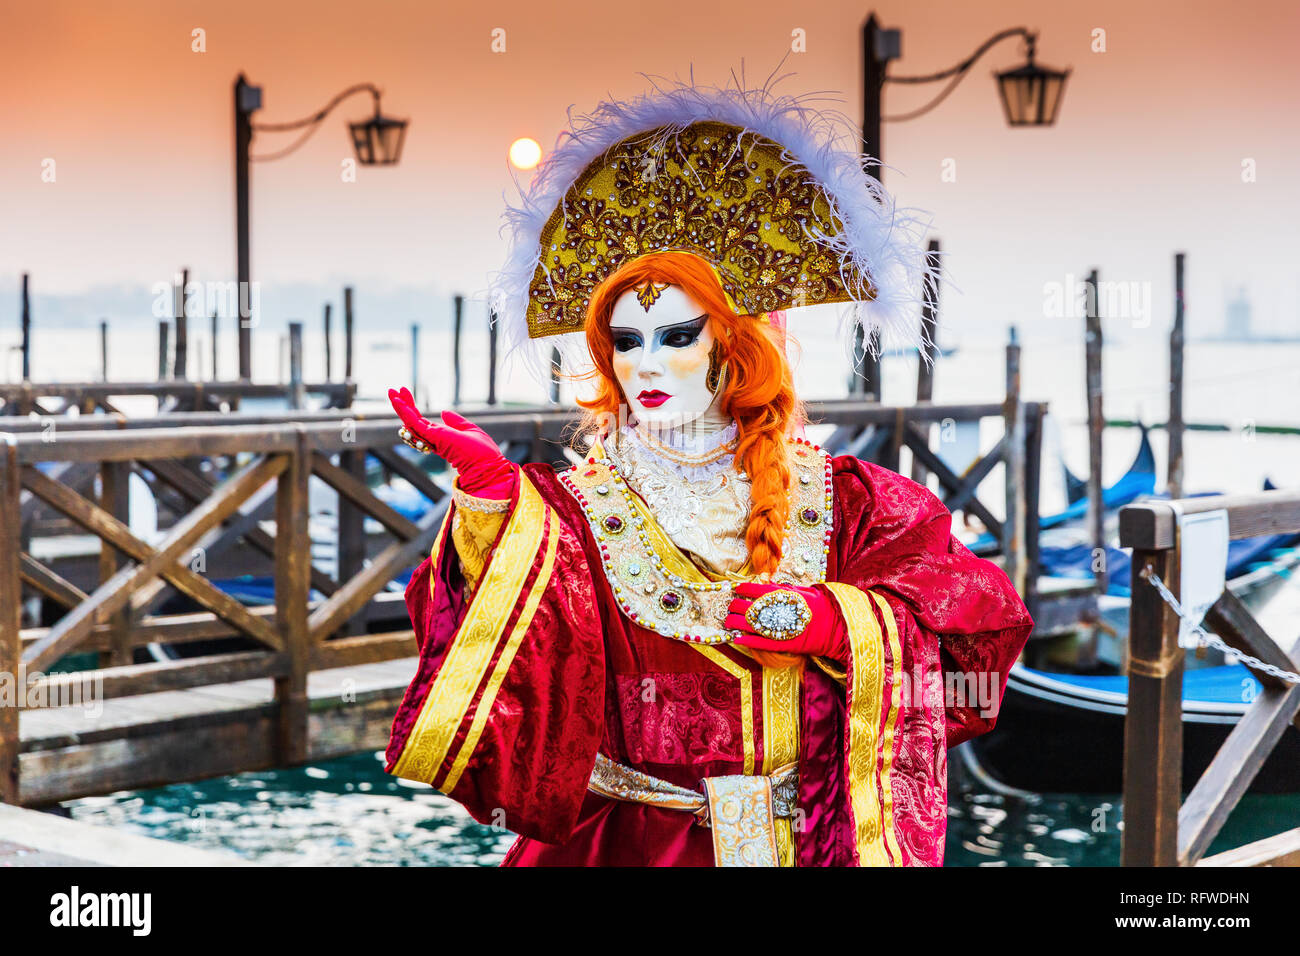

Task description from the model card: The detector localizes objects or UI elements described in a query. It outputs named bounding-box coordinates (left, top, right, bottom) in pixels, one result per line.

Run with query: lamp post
left=854, top=13, right=1069, bottom=396
left=233, top=74, right=408, bottom=381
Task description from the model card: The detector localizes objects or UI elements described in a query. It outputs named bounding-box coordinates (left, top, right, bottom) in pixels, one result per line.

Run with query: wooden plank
left=1121, top=491, right=1300, bottom=551
left=99, top=460, right=132, bottom=667
left=25, top=651, right=288, bottom=705
left=1178, top=675, right=1300, bottom=865
left=1197, top=827, right=1300, bottom=867
left=1203, top=590, right=1300, bottom=692
left=903, top=425, right=1005, bottom=540
left=368, top=444, right=448, bottom=504
left=310, top=450, right=420, bottom=541
left=19, top=554, right=87, bottom=609
left=312, top=632, right=417, bottom=669
left=1121, top=547, right=1184, bottom=866
left=20, top=456, right=287, bottom=669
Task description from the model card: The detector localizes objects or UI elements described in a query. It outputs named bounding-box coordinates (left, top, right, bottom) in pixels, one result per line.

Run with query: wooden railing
left=1119, top=489, right=1300, bottom=866
left=0, top=397, right=1044, bottom=803
left=0, top=380, right=355, bottom=416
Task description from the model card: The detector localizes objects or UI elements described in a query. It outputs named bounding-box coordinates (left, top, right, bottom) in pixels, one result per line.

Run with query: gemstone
left=603, top=514, right=626, bottom=534
left=659, top=591, right=683, bottom=612
left=627, top=563, right=641, bottom=576
left=799, top=507, right=820, bottom=526
left=596, top=484, right=610, bottom=495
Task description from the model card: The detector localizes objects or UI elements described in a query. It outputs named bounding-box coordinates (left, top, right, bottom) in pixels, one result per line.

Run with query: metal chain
left=1141, top=568, right=1300, bottom=686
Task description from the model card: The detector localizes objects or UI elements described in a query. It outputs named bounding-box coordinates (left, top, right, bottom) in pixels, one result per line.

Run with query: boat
left=969, top=661, right=1300, bottom=793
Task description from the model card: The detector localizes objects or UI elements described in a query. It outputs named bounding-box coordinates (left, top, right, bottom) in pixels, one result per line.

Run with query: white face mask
left=607, top=283, right=721, bottom=431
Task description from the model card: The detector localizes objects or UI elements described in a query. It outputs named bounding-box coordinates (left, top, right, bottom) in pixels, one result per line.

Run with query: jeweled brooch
left=744, top=590, right=812, bottom=642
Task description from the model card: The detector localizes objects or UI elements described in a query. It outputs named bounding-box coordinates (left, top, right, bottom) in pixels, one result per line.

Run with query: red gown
left=384, top=447, right=1032, bottom=866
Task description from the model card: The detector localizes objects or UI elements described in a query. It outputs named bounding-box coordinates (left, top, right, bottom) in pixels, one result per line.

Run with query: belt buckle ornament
left=744, top=589, right=811, bottom=642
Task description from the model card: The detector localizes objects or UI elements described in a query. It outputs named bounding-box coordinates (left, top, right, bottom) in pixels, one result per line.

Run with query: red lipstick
left=637, top=389, right=671, bottom=409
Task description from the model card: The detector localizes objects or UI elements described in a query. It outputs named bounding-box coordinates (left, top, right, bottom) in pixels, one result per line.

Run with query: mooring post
left=1003, top=326, right=1026, bottom=597
left=174, top=268, right=189, bottom=381
left=323, top=302, right=333, bottom=382
left=275, top=429, right=312, bottom=765
left=99, top=460, right=132, bottom=667
left=343, top=286, right=355, bottom=381
left=210, top=310, right=219, bottom=381
left=487, top=307, right=499, bottom=406
left=452, top=294, right=463, bottom=406
left=99, top=320, right=109, bottom=382
left=288, top=321, right=305, bottom=410
left=1085, top=268, right=1106, bottom=596
left=911, top=238, right=941, bottom=484
left=158, top=320, right=171, bottom=380
left=0, top=438, right=21, bottom=803
left=1168, top=252, right=1186, bottom=500
left=550, top=346, right=562, bottom=404
left=20, top=273, right=31, bottom=383
left=1119, top=503, right=1184, bottom=866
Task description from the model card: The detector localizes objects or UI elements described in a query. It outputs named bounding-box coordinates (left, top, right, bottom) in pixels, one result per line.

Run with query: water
left=61, top=750, right=1298, bottom=866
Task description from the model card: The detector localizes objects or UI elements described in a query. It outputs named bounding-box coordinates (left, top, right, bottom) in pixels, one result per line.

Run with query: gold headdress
left=490, top=70, right=937, bottom=373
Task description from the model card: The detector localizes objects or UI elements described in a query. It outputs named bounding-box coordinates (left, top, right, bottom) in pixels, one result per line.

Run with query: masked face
left=608, top=283, right=719, bottom=429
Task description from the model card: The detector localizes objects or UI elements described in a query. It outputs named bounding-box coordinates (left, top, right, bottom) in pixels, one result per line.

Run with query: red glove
left=726, top=582, right=849, bottom=663
left=388, top=387, right=517, bottom=499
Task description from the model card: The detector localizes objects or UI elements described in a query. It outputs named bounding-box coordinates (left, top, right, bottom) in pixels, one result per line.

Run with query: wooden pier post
left=275, top=429, right=311, bottom=764
left=210, top=310, right=219, bottom=381
left=410, top=323, right=420, bottom=407
left=343, top=286, right=355, bottom=381
left=1168, top=252, right=1186, bottom=500
left=488, top=307, right=499, bottom=406
left=1003, top=326, right=1026, bottom=597
left=323, top=303, right=333, bottom=382
left=550, top=346, right=562, bottom=405
left=20, top=273, right=31, bottom=382
left=288, top=322, right=305, bottom=410
left=911, top=238, right=941, bottom=484
left=99, top=461, right=132, bottom=667
left=0, top=438, right=21, bottom=803
left=174, top=268, right=189, bottom=380
left=1085, top=268, right=1107, bottom=596
left=99, top=320, right=109, bottom=382
left=452, top=294, right=463, bottom=406
left=158, top=320, right=171, bottom=380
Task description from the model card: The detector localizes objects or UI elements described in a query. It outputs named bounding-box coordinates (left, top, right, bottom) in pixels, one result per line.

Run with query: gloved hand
left=725, top=582, right=848, bottom=663
left=388, top=387, right=517, bottom=500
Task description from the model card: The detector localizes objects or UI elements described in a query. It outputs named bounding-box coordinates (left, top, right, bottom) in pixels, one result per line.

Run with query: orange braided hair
left=576, top=250, right=803, bottom=578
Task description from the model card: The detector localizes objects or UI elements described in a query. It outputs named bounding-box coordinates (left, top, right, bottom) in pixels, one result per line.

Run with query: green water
left=62, top=751, right=1300, bottom=865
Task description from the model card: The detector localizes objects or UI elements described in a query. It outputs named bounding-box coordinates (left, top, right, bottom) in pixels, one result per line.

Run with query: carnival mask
left=608, top=283, right=722, bottom=431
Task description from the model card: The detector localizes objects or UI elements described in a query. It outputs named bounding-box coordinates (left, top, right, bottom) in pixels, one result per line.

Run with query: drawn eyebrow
left=653, top=315, right=708, bottom=335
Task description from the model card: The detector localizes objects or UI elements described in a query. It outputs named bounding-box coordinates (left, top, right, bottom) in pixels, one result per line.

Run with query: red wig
left=577, top=251, right=803, bottom=578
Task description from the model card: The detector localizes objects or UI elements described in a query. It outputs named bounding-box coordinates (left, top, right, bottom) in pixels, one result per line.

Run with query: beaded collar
left=560, top=436, right=833, bottom=644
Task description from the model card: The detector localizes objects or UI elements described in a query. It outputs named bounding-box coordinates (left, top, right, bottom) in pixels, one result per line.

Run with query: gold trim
left=762, top=661, right=803, bottom=867
left=392, top=475, right=550, bottom=785
left=868, top=590, right=904, bottom=865
left=693, top=645, right=755, bottom=775
left=441, top=513, right=561, bottom=792
left=703, top=775, right=780, bottom=867
left=824, top=582, right=889, bottom=866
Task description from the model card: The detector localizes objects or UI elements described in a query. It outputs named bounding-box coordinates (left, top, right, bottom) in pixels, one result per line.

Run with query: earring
left=706, top=346, right=728, bottom=394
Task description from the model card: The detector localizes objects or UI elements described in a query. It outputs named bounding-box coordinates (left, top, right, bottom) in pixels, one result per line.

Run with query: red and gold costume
left=385, top=438, right=1031, bottom=865
left=384, top=75, right=1032, bottom=865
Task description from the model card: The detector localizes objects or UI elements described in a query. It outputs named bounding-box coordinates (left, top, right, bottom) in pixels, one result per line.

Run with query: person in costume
left=383, top=77, right=1032, bottom=866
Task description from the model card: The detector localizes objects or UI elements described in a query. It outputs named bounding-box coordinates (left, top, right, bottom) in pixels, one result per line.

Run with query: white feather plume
left=486, top=61, right=943, bottom=387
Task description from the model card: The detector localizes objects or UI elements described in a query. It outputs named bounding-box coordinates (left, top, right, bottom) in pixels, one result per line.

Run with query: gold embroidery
left=762, top=661, right=803, bottom=867
left=526, top=121, right=877, bottom=338
left=560, top=438, right=832, bottom=643
left=441, top=513, right=560, bottom=792
left=392, top=476, right=550, bottom=786
left=824, top=582, right=889, bottom=866
left=869, top=590, right=904, bottom=865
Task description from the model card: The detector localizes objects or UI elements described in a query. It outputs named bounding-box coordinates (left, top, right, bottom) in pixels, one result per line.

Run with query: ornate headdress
left=490, top=69, right=938, bottom=376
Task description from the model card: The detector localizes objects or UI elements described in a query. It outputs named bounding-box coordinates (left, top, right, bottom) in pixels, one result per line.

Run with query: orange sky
left=3, top=0, right=1299, bottom=337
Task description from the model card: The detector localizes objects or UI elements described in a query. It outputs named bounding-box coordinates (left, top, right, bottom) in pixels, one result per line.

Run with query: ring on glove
left=397, top=426, right=432, bottom=454
left=743, top=589, right=812, bottom=641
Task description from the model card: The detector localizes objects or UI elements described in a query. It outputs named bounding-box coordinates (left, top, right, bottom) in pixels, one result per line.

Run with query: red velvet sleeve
left=384, top=469, right=605, bottom=843
left=828, top=455, right=1033, bottom=748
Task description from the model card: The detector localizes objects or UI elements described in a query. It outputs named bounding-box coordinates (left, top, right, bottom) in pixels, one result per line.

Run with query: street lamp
left=233, top=74, right=409, bottom=380
left=854, top=13, right=1069, bottom=395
